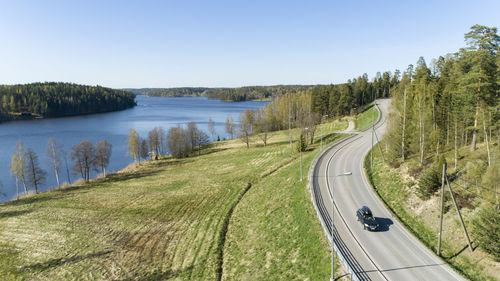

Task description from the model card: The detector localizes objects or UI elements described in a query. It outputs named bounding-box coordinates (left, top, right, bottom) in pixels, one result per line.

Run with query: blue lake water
left=0, top=95, right=269, bottom=202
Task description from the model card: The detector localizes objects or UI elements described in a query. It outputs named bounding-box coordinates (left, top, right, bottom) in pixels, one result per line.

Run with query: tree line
left=126, top=122, right=211, bottom=161
left=125, top=87, right=209, bottom=97
left=127, top=85, right=313, bottom=102
left=8, top=138, right=113, bottom=199
left=0, top=82, right=136, bottom=121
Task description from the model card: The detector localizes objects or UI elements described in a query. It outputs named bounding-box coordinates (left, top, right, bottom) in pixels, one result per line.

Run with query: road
left=310, top=99, right=466, bottom=281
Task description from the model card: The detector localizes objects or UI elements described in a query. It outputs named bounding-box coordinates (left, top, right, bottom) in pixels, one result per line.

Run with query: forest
left=127, top=85, right=312, bottom=101
left=381, top=25, right=499, bottom=261
left=125, top=87, right=209, bottom=97
left=0, top=82, right=136, bottom=120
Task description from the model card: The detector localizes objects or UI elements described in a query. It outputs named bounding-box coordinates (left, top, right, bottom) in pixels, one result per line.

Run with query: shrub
left=417, top=156, right=446, bottom=200
left=472, top=205, right=500, bottom=261
left=296, top=133, right=307, bottom=152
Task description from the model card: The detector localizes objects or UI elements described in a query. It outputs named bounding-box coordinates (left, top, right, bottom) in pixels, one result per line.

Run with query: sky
left=1, top=0, right=499, bottom=88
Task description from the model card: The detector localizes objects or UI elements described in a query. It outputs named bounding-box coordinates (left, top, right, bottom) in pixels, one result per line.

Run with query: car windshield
left=365, top=215, right=375, bottom=221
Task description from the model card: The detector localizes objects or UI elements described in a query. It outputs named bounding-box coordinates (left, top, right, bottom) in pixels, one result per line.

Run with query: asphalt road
left=311, top=99, right=466, bottom=281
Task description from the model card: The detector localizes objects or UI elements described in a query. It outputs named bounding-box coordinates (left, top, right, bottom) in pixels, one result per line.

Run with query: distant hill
left=124, top=85, right=313, bottom=102
left=0, top=82, right=136, bottom=120
left=124, top=87, right=210, bottom=97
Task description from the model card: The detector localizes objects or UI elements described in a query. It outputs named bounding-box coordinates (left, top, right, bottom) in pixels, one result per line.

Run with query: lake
left=0, top=95, right=269, bottom=202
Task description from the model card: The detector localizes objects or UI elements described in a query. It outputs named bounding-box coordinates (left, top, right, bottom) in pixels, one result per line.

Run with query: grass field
left=365, top=145, right=499, bottom=281
left=354, top=102, right=379, bottom=131
left=0, top=120, right=348, bottom=280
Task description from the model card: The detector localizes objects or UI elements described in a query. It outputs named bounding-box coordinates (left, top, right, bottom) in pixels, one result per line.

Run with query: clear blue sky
left=1, top=0, right=499, bottom=88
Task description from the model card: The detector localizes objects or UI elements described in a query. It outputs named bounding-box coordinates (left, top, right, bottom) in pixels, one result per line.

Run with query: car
left=356, top=206, right=379, bottom=231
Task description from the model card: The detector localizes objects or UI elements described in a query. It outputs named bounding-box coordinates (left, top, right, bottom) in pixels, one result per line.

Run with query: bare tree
left=148, top=127, right=160, bottom=159
left=254, top=111, right=273, bottom=146
left=167, top=125, right=189, bottom=158
left=225, top=115, right=234, bottom=139
left=158, top=126, right=166, bottom=155
left=127, top=129, right=140, bottom=163
left=305, top=112, right=320, bottom=144
left=46, top=138, right=62, bottom=188
left=187, top=121, right=198, bottom=151
left=62, top=150, right=72, bottom=184
left=94, top=140, right=112, bottom=177
left=140, top=139, right=149, bottom=161
left=24, top=148, right=46, bottom=194
left=194, top=128, right=210, bottom=155
left=208, top=118, right=215, bottom=141
left=71, top=141, right=95, bottom=182
left=239, top=109, right=255, bottom=148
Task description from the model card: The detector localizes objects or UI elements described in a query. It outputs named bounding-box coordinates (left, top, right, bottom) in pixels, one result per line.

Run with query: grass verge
left=354, top=102, right=379, bottom=131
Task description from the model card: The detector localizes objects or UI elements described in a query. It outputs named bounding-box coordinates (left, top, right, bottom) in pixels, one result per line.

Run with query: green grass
left=365, top=145, right=499, bottom=281
left=354, top=102, right=379, bottom=131
left=0, top=120, right=348, bottom=280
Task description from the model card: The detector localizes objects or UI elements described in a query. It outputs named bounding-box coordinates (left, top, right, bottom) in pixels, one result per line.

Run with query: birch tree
left=94, top=140, right=112, bottom=177
left=208, top=118, right=215, bottom=141
left=9, top=141, right=27, bottom=194
left=238, top=109, right=254, bottom=148
left=140, top=139, right=149, bottom=161
left=127, top=129, right=140, bottom=163
left=148, top=127, right=160, bottom=159
left=194, top=128, right=210, bottom=155
left=9, top=154, right=23, bottom=199
left=24, top=148, right=46, bottom=194
left=225, top=115, right=234, bottom=139
left=71, top=141, right=95, bottom=182
left=46, top=138, right=62, bottom=188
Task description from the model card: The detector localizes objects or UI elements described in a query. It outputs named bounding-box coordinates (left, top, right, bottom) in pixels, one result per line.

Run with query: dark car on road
left=357, top=206, right=379, bottom=231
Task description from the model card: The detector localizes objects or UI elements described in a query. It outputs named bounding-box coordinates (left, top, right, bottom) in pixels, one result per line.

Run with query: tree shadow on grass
left=361, top=103, right=375, bottom=113
left=20, top=250, right=112, bottom=272
left=4, top=192, right=72, bottom=207
left=0, top=209, right=33, bottom=219
left=196, top=147, right=227, bottom=156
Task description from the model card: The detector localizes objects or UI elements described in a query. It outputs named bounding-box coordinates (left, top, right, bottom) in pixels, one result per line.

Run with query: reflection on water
left=0, top=95, right=269, bottom=202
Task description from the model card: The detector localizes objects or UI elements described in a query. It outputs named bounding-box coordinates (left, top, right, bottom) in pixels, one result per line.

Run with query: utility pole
left=289, top=94, right=292, bottom=150
left=445, top=175, right=473, bottom=253
left=321, top=115, right=328, bottom=150
left=300, top=143, right=302, bottom=181
left=300, top=128, right=308, bottom=181
left=402, top=88, right=407, bottom=161
left=437, top=163, right=446, bottom=256
left=373, top=129, right=385, bottom=163
left=371, top=89, right=375, bottom=168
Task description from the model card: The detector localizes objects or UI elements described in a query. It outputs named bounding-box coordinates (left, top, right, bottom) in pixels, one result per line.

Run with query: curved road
left=311, top=99, right=465, bottom=281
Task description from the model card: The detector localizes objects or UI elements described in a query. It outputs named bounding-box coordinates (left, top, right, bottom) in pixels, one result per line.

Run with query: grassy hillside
left=0, top=120, right=348, bottom=280
left=365, top=144, right=499, bottom=281
left=354, top=102, right=379, bottom=131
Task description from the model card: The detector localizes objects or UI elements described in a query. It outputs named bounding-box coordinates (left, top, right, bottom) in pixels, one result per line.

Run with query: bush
left=417, top=167, right=441, bottom=200
left=417, top=156, right=446, bottom=200
left=472, top=205, right=500, bottom=261
left=296, top=133, right=307, bottom=152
